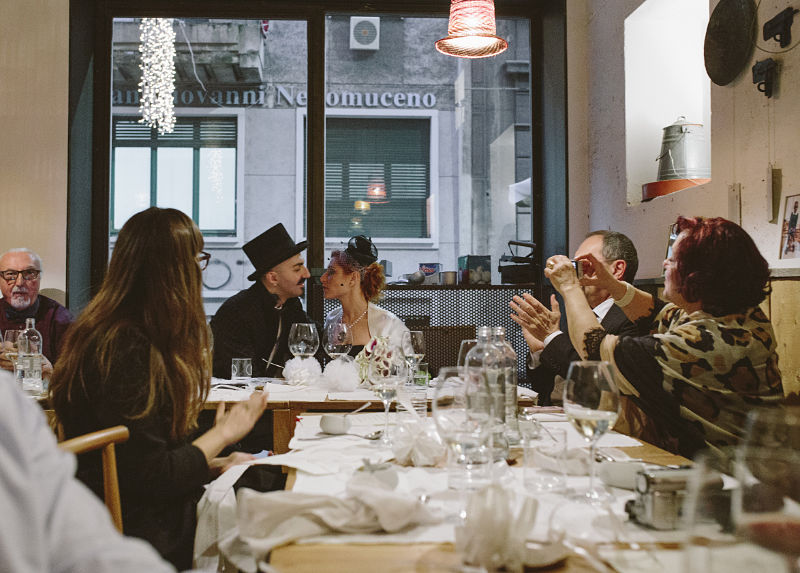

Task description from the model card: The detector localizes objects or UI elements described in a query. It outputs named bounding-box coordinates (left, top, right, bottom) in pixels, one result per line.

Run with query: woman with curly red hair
left=542, top=216, right=783, bottom=457
left=320, top=235, right=408, bottom=356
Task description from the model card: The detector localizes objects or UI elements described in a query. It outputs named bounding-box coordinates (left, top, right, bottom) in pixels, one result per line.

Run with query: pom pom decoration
left=283, top=356, right=322, bottom=386
left=321, top=358, right=361, bottom=392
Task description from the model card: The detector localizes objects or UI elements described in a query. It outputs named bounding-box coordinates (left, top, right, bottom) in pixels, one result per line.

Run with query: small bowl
left=319, top=414, right=351, bottom=434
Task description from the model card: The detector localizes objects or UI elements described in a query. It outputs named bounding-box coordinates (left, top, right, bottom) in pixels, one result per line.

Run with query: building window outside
left=111, top=115, right=238, bottom=235
left=311, top=116, right=432, bottom=240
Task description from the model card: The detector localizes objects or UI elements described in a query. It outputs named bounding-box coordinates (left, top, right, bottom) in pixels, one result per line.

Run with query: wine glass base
left=568, top=486, right=615, bottom=504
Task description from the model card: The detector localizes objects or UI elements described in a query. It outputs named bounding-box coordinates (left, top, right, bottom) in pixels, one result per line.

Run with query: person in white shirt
left=0, top=370, right=177, bottom=573
left=321, top=235, right=408, bottom=356
left=510, top=231, right=639, bottom=405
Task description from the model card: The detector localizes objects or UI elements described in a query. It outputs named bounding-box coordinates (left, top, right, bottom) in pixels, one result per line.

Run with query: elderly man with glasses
left=0, top=249, right=73, bottom=374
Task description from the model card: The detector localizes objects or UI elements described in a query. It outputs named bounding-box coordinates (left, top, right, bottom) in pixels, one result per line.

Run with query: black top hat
left=244, top=223, right=308, bottom=281
left=345, top=235, right=378, bottom=267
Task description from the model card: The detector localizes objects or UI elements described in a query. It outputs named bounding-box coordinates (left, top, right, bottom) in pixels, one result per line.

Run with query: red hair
left=330, top=250, right=386, bottom=302
left=673, top=216, right=770, bottom=314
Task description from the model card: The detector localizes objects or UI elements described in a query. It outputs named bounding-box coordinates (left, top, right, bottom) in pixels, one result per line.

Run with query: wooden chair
left=59, top=425, right=130, bottom=532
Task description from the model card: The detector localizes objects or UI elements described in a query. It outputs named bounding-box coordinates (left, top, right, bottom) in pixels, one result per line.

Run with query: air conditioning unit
left=350, top=17, right=380, bottom=51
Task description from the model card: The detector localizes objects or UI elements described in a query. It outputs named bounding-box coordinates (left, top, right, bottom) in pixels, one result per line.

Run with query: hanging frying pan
left=704, top=0, right=757, bottom=86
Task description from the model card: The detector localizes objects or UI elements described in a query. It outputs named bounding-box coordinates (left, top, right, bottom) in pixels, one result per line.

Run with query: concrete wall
left=571, top=0, right=800, bottom=279
left=0, top=0, right=68, bottom=291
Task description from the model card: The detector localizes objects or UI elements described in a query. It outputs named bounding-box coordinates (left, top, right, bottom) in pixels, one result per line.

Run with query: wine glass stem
left=382, top=400, right=391, bottom=443
left=589, top=441, right=598, bottom=496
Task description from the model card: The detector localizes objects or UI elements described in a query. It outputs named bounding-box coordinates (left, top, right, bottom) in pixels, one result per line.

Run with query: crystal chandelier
left=138, top=18, right=176, bottom=134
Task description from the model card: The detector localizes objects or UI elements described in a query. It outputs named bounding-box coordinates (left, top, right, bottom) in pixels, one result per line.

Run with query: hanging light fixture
left=365, top=179, right=388, bottom=204
left=138, top=18, right=177, bottom=134
left=435, top=0, right=508, bottom=59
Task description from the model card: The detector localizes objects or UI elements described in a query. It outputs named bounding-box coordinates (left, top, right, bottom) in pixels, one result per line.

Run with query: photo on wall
left=780, top=193, right=800, bottom=259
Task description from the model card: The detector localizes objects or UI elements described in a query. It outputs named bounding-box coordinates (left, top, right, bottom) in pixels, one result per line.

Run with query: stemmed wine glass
left=401, top=330, right=425, bottom=384
left=563, top=360, right=620, bottom=502
left=288, top=323, right=319, bottom=359
left=733, top=446, right=800, bottom=573
left=456, top=339, right=477, bottom=375
left=432, top=366, right=492, bottom=491
left=369, top=345, right=407, bottom=447
left=2, top=329, right=21, bottom=372
left=323, top=322, right=352, bottom=361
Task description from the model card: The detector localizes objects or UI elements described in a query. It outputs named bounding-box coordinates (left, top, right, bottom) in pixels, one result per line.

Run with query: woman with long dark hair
left=50, top=207, right=267, bottom=569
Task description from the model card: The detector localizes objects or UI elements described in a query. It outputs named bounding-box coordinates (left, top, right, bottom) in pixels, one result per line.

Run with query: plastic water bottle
left=465, top=326, right=508, bottom=462
left=18, top=318, right=43, bottom=396
left=492, top=326, right=520, bottom=446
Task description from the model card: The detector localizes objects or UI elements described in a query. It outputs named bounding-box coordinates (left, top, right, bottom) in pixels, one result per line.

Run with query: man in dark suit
left=510, top=231, right=639, bottom=405
left=211, top=223, right=312, bottom=379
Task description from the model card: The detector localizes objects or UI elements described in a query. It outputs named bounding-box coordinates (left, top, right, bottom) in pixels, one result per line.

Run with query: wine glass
left=733, top=446, right=800, bottom=572
left=323, top=322, right=352, bottom=361
left=288, top=323, right=319, bottom=359
left=3, top=329, right=22, bottom=371
left=563, top=360, right=620, bottom=502
left=370, top=345, right=407, bottom=446
left=432, top=366, right=492, bottom=491
left=742, top=407, right=800, bottom=452
left=456, top=339, right=477, bottom=375
left=402, top=330, right=426, bottom=383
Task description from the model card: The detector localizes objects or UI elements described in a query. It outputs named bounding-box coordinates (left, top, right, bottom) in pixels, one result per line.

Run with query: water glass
left=397, top=387, right=427, bottom=420
left=523, top=427, right=567, bottom=493
left=231, top=357, right=252, bottom=381
left=413, top=362, right=429, bottom=387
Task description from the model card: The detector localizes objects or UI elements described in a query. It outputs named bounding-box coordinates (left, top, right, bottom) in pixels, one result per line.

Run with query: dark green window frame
left=110, top=115, right=238, bottom=236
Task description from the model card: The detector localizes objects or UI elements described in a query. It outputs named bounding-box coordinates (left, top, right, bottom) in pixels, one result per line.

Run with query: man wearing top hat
left=211, top=223, right=313, bottom=379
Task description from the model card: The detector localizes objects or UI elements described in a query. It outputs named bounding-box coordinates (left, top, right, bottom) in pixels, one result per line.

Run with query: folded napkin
left=219, top=472, right=441, bottom=573
left=391, top=418, right=447, bottom=467
left=533, top=447, right=591, bottom=476
left=321, top=358, right=360, bottom=391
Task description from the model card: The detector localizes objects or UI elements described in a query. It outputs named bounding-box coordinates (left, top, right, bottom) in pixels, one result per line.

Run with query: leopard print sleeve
left=583, top=326, right=607, bottom=360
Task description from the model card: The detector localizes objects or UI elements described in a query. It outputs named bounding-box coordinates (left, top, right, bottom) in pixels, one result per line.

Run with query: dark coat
left=210, top=282, right=313, bottom=378
left=528, top=303, right=638, bottom=405
left=59, top=327, right=209, bottom=570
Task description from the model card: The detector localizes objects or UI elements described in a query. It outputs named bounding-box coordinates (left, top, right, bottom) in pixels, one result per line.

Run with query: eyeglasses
left=196, top=251, right=211, bottom=271
left=0, top=269, right=41, bottom=282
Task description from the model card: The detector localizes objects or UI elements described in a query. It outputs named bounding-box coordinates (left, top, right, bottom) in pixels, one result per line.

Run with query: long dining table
left=197, top=407, right=691, bottom=573
left=268, top=439, right=688, bottom=573
left=205, top=381, right=538, bottom=454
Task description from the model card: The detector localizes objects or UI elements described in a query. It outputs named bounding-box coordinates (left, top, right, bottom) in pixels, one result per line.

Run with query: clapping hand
left=215, top=391, right=269, bottom=445
left=510, top=293, right=561, bottom=353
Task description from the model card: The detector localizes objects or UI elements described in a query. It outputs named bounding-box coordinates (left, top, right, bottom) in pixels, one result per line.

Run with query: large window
left=307, top=116, right=432, bottom=239
left=111, top=115, right=238, bottom=235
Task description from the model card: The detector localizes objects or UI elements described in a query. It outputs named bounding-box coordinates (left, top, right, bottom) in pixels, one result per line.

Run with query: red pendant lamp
left=435, top=0, right=508, bottom=59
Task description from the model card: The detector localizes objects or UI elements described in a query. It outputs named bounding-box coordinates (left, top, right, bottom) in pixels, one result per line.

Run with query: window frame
left=109, top=106, right=246, bottom=246
left=295, top=107, right=440, bottom=250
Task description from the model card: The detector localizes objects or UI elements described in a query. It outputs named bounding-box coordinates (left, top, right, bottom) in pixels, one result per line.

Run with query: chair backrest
left=419, top=325, right=476, bottom=378
left=59, top=425, right=130, bottom=532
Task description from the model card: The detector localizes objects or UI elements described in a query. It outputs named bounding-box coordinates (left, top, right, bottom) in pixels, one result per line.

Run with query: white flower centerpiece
left=355, top=336, right=399, bottom=386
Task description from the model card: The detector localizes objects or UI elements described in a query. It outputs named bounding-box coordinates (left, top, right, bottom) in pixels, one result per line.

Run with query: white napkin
left=321, top=358, right=360, bottom=391
left=533, top=447, right=591, bottom=476
left=218, top=472, right=441, bottom=573
left=391, top=418, right=447, bottom=467
left=252, top=443, right=393, bottom=475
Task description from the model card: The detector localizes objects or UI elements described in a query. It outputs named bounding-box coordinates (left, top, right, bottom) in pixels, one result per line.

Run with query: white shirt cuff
left=543, top=330, right=563, bottom=347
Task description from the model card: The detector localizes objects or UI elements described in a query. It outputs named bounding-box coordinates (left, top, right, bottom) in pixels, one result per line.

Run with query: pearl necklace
left=344, top=306, right=368, bottom=329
